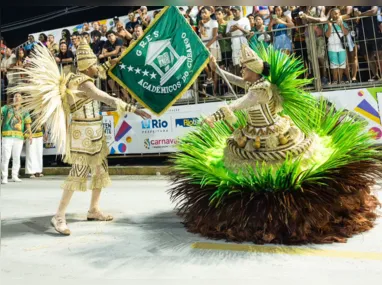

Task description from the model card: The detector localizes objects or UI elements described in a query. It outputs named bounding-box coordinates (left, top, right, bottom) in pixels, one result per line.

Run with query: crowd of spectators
left=1, top=5, right=382, bottom=104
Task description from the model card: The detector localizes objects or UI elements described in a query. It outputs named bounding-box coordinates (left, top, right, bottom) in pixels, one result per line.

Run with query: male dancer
left=10, top=38, right=151, bottom=235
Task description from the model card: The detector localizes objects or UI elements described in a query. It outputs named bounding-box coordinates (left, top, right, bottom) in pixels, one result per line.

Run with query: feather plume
left=8, top=43, right=78, bottom=156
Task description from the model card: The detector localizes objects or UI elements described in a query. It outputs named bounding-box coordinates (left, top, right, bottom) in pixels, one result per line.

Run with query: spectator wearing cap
left=47, top=34, right=59, bottom=56
left=125, top=11, right=141, bottom=34
left=138, top=6, right=151, bottom=29
left=112, top=16, right=120, bottom=33
left=226, top=6, right=251, bottom=75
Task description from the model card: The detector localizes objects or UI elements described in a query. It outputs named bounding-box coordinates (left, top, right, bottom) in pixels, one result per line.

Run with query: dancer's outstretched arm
left=209, top=55, right=246, bottom=89
left=78, top=81, right=151, bottom=119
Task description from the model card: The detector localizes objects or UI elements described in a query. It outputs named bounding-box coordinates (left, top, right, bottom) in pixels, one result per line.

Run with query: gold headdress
left=240, top=44, right=264, bottom=74
left=76, top=37, right=98, bottom=71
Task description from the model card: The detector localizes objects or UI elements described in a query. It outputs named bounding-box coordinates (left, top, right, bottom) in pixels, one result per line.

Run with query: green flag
left=109, top=6, right=210, bottom=115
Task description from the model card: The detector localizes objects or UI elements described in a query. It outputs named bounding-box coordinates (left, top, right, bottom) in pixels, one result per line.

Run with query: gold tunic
left=209, top=69, right=313, bottom=165
left=61, top=73, right=136, bottom=191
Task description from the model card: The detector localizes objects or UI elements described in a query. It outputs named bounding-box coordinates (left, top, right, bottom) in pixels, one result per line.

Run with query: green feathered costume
left=168, top=43, right=382, bottom=244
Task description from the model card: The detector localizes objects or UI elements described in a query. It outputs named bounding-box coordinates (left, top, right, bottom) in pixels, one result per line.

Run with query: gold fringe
left=90, top=172, right=111, bottom=190
left=61, top=176, right=88, bottom=192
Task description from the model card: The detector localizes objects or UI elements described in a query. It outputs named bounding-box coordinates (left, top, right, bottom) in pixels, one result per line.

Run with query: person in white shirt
left=199, top=6, right=221, bottom=87
left=324, top=8, right=349, bottom=84
left=226, top=6, right=250, bottom=75
left=1, top=48, right=16, bottom=103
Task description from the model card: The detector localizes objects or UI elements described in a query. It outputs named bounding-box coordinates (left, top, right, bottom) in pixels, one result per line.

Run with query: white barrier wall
left=311, top=87, right=382, bottom=142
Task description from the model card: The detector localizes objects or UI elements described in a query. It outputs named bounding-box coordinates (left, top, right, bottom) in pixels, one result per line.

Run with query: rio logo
left=141, top=119, right=169, bottom=129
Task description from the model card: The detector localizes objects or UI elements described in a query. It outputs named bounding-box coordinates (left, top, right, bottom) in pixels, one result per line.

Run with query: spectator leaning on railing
left=268, top=6, right=295, bottom=55
left=215, top=7, right=232, bottom=69
left=90, top=30, right=105, bottom=57
left=55, top=42, right=74, bottom=75
left=324, top=8, right=350, bottom=84
left=199, top=6, right=221, bottom=88
left=248, top=14, right=271, bottom=49
left=226, top=6, right=250, bottom=76
left=300, top=6, right=329, bottom=85
left=353, top=6, right=380, bottom=81
left=100, top=30, right=132, bottom=102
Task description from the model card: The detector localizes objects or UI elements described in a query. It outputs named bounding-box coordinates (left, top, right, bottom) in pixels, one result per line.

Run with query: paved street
left=1, top=176, right=382, bottom=283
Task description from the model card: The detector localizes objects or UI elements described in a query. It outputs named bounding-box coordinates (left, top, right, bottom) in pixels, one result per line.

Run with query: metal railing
left=27, top=14, right=382, bottom=110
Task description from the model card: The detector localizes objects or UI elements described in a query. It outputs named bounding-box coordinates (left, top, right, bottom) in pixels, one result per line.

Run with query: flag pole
left=216, top=65, right=238, bottom=99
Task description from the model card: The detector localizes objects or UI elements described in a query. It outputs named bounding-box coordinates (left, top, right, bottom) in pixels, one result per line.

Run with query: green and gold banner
left=109, top=6, right=210, bottom=115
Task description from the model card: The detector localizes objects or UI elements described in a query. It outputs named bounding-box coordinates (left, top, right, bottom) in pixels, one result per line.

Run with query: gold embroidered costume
left=206, top=45, right=313, bottom=169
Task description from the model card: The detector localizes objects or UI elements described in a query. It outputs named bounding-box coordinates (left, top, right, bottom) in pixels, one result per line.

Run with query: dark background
left=1, top=6, right=162, bottom=48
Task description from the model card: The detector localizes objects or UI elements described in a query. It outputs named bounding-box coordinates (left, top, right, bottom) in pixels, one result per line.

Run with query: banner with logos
left=103, top=101, right=226, bottom=154
left=22, top=87, right=382, bottom=157
left=311, top=87, right=382, bottom=142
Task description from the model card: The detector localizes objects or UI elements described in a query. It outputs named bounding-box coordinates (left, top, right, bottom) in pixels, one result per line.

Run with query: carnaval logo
left=144, top=138, right=178, bottom=150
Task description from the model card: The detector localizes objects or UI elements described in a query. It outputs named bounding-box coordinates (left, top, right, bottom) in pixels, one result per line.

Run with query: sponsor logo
left=141, top=119, right=169, bottom=134
left=175, top=117, right=199, bottom=128
left=144, top=138, right=178, bottom=150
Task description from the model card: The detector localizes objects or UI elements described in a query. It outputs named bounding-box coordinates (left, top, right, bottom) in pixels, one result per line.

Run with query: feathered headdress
left=8, top=43, right=79, bottom=158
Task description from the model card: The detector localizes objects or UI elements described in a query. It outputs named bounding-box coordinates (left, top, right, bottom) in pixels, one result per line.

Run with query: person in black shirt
left=99, top=31, right=131, bottom=102
left=90, top=30, right=105, bottom=57
left=100, top=31, right=123, bottom=60
left=55, top=42, right=74, bottom=75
